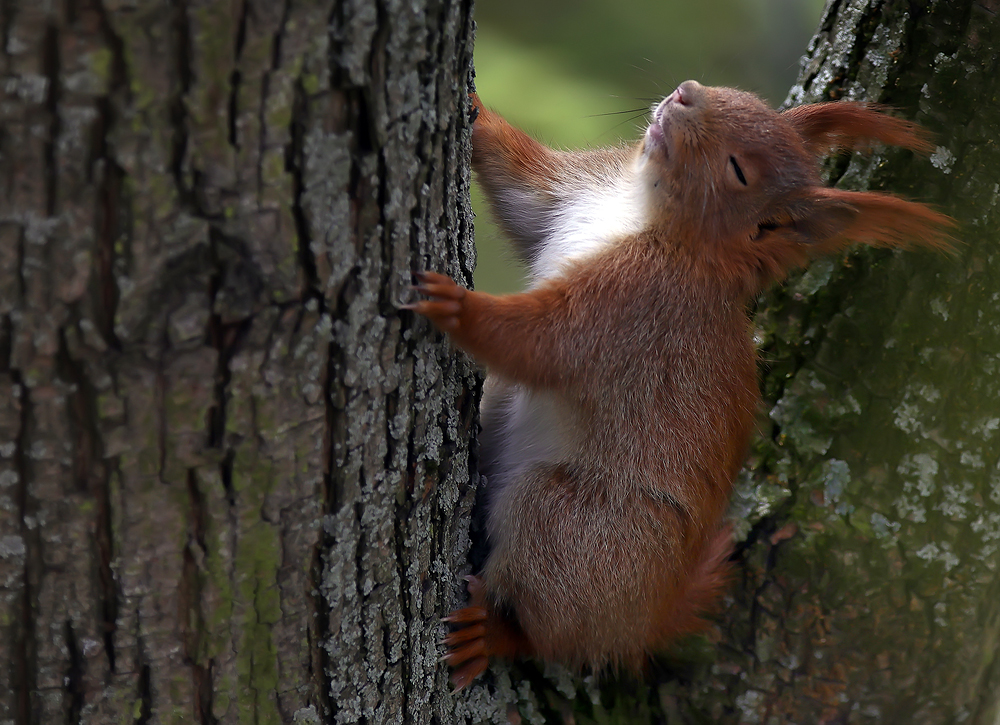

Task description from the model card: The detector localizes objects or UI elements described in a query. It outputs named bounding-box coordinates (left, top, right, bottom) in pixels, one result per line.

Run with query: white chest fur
left=529, top=170, right=648, bottom=283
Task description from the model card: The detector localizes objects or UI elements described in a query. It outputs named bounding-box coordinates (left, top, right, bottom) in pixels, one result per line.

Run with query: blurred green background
left=471, top=0, right=827, bottom=293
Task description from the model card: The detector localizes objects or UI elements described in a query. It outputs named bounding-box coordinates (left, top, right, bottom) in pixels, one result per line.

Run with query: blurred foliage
left=471, top=0, right=826, bottom=293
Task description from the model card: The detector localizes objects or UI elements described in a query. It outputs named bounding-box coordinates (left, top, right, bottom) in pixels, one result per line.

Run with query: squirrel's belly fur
left=478, top=378, right=574, bottom=500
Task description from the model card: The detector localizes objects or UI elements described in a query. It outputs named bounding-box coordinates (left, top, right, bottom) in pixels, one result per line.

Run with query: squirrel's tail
left=656, top=525, right=734, bottom=644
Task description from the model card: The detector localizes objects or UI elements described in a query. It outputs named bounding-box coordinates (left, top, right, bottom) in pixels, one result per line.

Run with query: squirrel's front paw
left=405, top=271, right=467, bottom=333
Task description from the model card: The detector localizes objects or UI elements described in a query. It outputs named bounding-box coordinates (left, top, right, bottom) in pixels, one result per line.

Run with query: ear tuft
left=797, top=187, right=956, bottom=254
left=782, top=102, right=934, bottom=157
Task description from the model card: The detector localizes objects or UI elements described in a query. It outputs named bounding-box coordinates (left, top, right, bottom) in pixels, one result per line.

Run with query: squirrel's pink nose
left=669, top=80, right=703, bottom=107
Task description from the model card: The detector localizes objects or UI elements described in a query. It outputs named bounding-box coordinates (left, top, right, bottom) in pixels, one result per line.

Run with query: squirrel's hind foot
left=442, top=575, right=492, bottom=690
left=441, top=575, right=534, bottom=691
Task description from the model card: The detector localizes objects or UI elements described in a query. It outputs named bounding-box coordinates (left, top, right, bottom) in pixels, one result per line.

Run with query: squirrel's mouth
left=644, top=101, right=670, bottom=157
left=646, top=120, right=665, bottom=145
left=646, top=82, right=700, bottom=160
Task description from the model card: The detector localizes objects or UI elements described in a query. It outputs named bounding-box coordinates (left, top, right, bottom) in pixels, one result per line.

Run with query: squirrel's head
left=637, top=80, right=953, bottom=290
left=640, top=81, right=816, bottom=227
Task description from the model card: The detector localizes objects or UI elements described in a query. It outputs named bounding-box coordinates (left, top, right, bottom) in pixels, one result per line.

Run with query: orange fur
left=409, top=82, right=954, bottom=690
left=782, top=102, right=934, bottom=157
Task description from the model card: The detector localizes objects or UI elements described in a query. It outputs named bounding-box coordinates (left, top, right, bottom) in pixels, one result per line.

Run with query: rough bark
left=0, top=1, right=478, bottom=724
left=713, top=2, right=1000, bottom=722
left=462, top=2, right=1000, bottom=723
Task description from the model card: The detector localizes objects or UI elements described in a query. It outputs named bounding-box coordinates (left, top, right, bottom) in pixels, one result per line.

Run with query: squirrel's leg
left=404, top=271, right=573, bottom=390
left=441, top=575, right=533, bottom=690
left=469, top=94, right=561, bottom=262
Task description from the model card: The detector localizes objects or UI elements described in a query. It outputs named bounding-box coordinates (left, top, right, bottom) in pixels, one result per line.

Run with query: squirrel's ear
left=788, top=187, right=955, bottom=253
left=782, top=102, right=933, bottom=157
left=734, top=188, right=952, bottom=289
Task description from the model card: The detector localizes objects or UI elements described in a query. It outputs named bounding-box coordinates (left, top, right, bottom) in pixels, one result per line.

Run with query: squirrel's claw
left=441, top=605, right=487, bottom=624
left=450, top=656, right=489, bottom=692
left=442, top=637, right=488, bottom=667
left=404, top=270, right=468, bottom=332
left=442, top=622, right=487, bottom=646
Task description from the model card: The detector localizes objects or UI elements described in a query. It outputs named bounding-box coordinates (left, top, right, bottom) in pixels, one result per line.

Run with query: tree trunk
left=0, top=1, right=479, bottom=724
left=712, top=3, right=1000, bottom=723
left=465, top=2, right=1000, bottom=723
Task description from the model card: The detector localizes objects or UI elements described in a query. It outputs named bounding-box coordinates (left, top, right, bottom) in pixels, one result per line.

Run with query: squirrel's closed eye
left=730, top=156, right=748, bottom=186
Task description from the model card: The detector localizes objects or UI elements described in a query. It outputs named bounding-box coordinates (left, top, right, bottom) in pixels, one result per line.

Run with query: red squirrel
left=407, top=81, right=953, bottom=690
